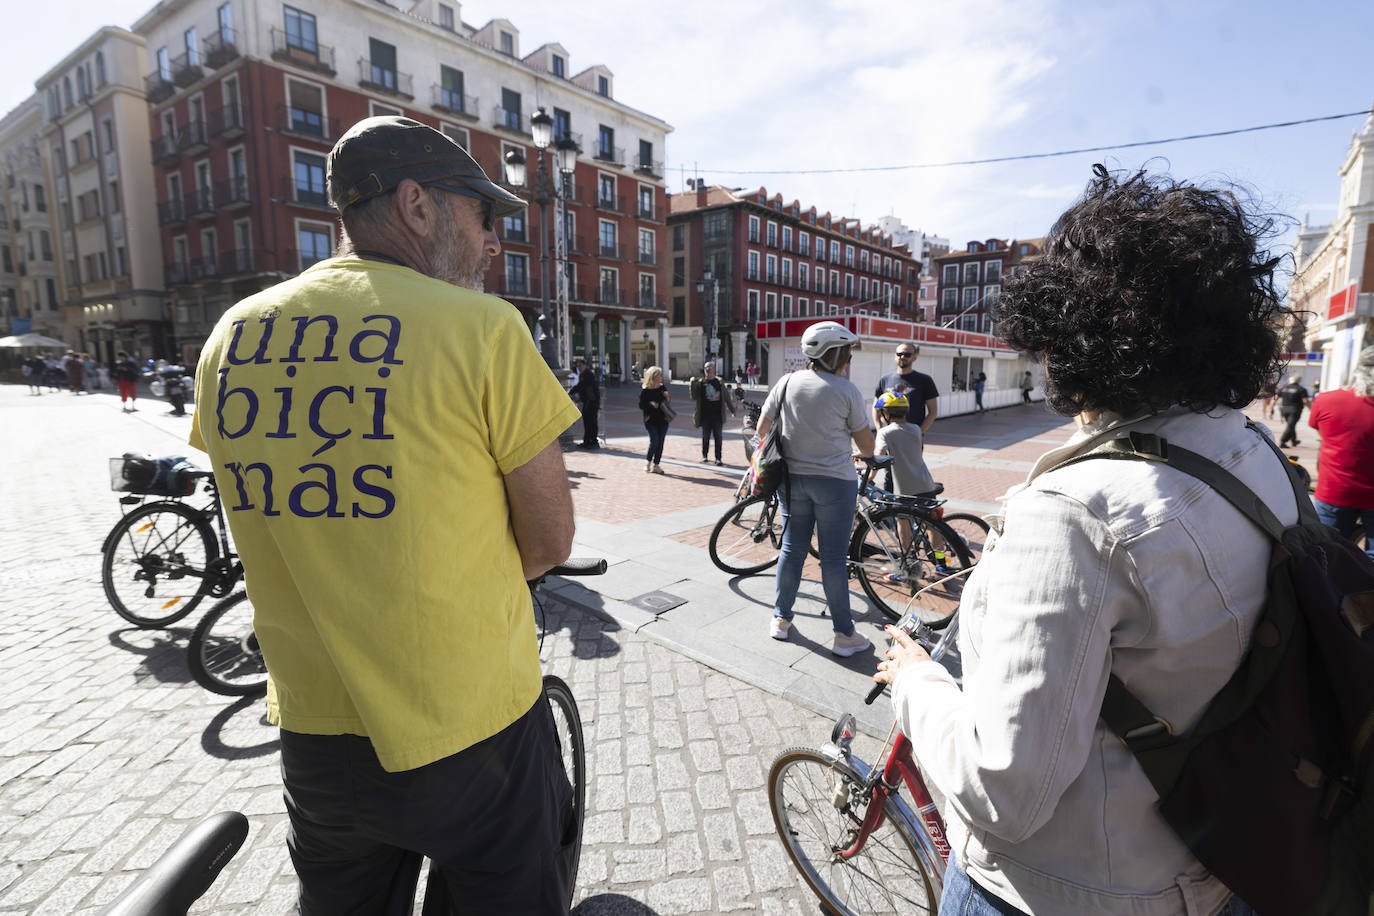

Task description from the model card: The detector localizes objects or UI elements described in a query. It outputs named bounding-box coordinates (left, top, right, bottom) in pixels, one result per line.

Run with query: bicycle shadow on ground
left=566, top=469, right=600, bottom=490
left=108, top=625, right=197, bottom=686
left=200, top=694, right=279, bottom=760
left=574, top=893, right=662, bottom=915
left=535, top=588, right=624, bottom=663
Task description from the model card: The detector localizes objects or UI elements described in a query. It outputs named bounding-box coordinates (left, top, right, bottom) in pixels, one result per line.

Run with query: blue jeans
left=939, top=856, right=1257, bottom=915
left=1313, top=497, right=1374, bottom=562
left=644, top=420, right=667, bottom=465
left=773, top=473, right=857, bottom=635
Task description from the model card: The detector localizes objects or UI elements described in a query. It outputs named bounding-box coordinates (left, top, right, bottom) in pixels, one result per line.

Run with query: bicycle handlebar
left=99, top=811, right=248, bottom=916
left=546, top=558, right=608, bottom=577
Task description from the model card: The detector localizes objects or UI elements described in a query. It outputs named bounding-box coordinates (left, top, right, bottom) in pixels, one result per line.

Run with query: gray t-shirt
left=874, top=421, right=937, bottom=496
left=761, top=370, right=868, bottom=481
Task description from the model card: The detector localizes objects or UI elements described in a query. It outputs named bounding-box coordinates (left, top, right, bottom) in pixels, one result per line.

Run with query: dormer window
left=438, top=4, right=454, bottom=30
left=499, top=31, right=514, bottom=55
left=597, top=75, right=609, bottom=96
left=552, top=54, right=565, bottom=77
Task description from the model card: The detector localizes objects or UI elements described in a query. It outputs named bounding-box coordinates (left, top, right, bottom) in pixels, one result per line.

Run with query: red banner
left=1328, top=282, right=1359, bottom=321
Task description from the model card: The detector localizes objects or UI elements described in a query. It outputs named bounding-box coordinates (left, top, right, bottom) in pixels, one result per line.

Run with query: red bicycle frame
left=837, top=729, right=952, bottom=865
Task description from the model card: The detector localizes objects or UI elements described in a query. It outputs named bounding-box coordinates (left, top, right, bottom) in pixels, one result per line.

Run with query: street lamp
left=695, top=268, right=720, bottom=367
left=504, top=107, right=581, bottom=371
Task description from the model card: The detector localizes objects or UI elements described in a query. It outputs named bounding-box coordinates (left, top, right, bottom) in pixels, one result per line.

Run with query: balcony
left=637, top=200, right=657, bottom=221
left=634, top=157, right=664, bottom=178
left=637, top=248, right=659, bottom=267
left=270, top=29, right=336, bottom=76
left=277, top=105, right=341, bottom=143
left=189, top=255, right=222, bottom=281
left=150, top=134, right=180, bottom=165
left=219, top=248, right=267, bottom=275
left=431, top=86, right=478, bottom=120
left=283, top=177, right=331, bottom=210
left=598, top=242, right=628, bottom=261
left=499, top=278, right=530, bottom=297
left=69, top=152, right=98, bottom=176
left=766, top=270, right=777, bottom=284
left=593, top=145, right=625, bottom=167
left=170, top=51, right=205, bottom=88
left=208, top=102, right=244, bottom=138
left=638, top=291, right=664, bottom=310
left=165, top=261, right=191, bottom=286
left=187, top=186, right=215, bottom=219
left=158, top=197, right=186, bottom=225
left=145, top=70, right=175, bottom=104
left=211, top=175, right=249, bottom=211
left=595, top=286, right=627, bottom=306
left=570, top=235, right=592, bottom=255
left=358, top=60, right=413, bottom=100
left=181, top=119, right=209, bottom=155
left=493, top=106, right=526, bottom=135
left=283, top=249, right=331, bottom=274
left=595, top=193, right=625, bottom=214
left=203, top=28, right=239, bottom=69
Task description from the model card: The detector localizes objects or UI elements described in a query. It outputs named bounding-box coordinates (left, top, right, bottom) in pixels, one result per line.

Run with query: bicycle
left=103, top=560, right=607, bottom=914
left=101, top=456, right=241, bottom=629
left=186, top=589, right=265, bottom=697
left=707, top=457, right=977, bottom=623
left=769, top=609, right=959, bottom=915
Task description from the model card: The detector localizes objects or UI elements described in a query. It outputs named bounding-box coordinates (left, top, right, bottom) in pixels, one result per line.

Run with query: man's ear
left=393, top=179, right=434, bottom=237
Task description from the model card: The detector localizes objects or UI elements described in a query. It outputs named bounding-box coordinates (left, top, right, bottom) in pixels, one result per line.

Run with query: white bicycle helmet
left=800, top=321, right=861, bottom=370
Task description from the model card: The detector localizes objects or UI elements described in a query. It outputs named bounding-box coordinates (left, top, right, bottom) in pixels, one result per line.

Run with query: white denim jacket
left=892, top=408, right=1298, bottom=916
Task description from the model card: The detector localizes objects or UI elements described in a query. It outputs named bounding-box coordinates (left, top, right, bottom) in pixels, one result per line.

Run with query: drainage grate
left=625, top=590, right=688, bottom=614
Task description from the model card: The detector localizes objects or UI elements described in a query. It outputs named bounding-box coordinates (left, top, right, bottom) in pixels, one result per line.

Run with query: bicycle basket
left=110, top=454, right=199, bottom=497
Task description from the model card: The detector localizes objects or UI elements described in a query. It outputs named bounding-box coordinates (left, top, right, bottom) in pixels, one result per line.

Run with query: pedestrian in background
left=64, top=350, right=85, bottom=394
left=758, top=321, right=875, bottom=658
left=691, top=361, right=735, bottom=465
left=873, top=343, right=939, bottom=432
left=1276, top=373, right=1309, bottom=447
left=1307, top=346, right=1374, bottom=560
left=1259, top=376, right=1277, bottom=419
left=23, top=354, right=44, bottom=395
left=974, top=372, right=987, bottom=413
left=571, top=357, right=601, bottom=449
left=113, top=351, right=140, bottom=411
left=640, top=365, right=670, bottom=474
left=1020, top=370, right=1034, bottom=403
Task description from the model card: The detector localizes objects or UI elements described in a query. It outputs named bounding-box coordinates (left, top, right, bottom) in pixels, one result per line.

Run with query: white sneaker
left=831, top=631, right=873, bottom=657
left=645, top=463, right=653, bottom=473
left=769, top=617, right=791, bottom=640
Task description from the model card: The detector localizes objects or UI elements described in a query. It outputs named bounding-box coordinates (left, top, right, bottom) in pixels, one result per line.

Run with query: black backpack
left=1058, top=427, right=1374, bottom=915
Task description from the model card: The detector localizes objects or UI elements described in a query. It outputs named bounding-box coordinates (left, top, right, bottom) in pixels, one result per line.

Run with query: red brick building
left=932, top=237, right=1043, bottom=334
left=132, top=0, right=672, bottom=370
left=665, top=184, right=921, bottom=378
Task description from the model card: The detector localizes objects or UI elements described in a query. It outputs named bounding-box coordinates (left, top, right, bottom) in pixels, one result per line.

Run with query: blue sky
left=8, top=0, right=1373, bottom=257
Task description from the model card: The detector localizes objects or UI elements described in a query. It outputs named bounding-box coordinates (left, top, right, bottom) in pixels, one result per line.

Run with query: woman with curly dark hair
left=873, top=167, right=1297, bottom=916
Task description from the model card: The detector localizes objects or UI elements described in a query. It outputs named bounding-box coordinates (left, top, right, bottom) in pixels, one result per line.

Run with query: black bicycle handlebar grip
left=864, top=681, right=885, bottom=705
left=548, top=558, right=608, bottom=577
left=99, top=811, right=248, bottom=916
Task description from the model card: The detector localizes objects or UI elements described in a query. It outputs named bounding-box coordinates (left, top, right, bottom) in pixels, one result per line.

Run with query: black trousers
left=580, top=399, right=599, bottom=446
left=700, top=411, right=724, bottom=460
left=280, top=698, right=574, bottom=915
left=1280, top=409, right=1301, bottom=446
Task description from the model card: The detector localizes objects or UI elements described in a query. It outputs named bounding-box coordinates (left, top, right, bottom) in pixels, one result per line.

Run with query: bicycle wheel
left=101, top=501, right=219, bottom=628
left=544, top=674, right=585, bottom=910
left=187, top=591, right=267, bottom=697
left=769, top=748, right=938, bottom=915
left=709, top=494, right=785, bottom=576
left=941, top=512, right=991, bottom=563
left=849, top=509, right=973, bottom=623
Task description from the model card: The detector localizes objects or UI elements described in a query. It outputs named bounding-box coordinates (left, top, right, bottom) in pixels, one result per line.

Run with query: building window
left=765, top=254, right=777, bottom=283
left=293, top=151, right=327, bottom=205
left=983, top=285, right=1001, bottom=308
left=985, top=260, right=1001, bottom=283
left=845, top=244, right=855, bottom=267
left=551, top=54, right=565, bottom=77
left=598, top=220, right=617, bottom=256
left=95, top=51, right=106, bottom=86
left=844, top=274, right=854, bottom=298
left=638, top=228, right=654, bottom=262
left=185, top=26, right=201, bottom=66
left=672, top=224, right=684, bottom=251
left=46, top=278, right=57, bottom=308
left=765, top=291, right=777, bottom=319
left=767, top=222, right=777, bottom=247
left=598, top=174, right=616, bottom=208
left=798, top=232, right=809, bottom=256
left=782, top=259, right=792, bottom=286
left=672, top=256, right=685, bottom=286
left=437, top=3, right=454, bottom=30
left=782, top=294, right=792, bottom=318
left=440, top=123, right=469, bottom=149
left=597, top=125, right=614, bottom=160
left=747, top=250, right=759, bottom=281
left=155, top=50, right=170, bottom=82
left=963, top=262, right=979, bottom=284
left=369, top=38, right=398, bottom=91
left=599, top=267, right=617, bottom=302
left=284, top=6, right=317, bottom=54
left=859, top=277, right=868, bottom=301
left=830, top=240, right=840, bottom=262
left=553, top=107, right=571, bottom=141
left=672, top=296, right=685, bottom=325
left=34, top=185, right=46, bottom=212
left=941, top=288, right=957, bottom=311
left=597, top=75, right=609, bottom=96
left=747, top=290, right=759, bottom=325
left=218, top=3, right=235, bottom=43
left=440, top=66, right=465, bottom=112
left=500, top=88, right=521, bottom=130
left=503, top=211, right=525, bottom=242
left=782, top=226, right=792, bottom=251
left=505, top=253, right=528, bottom=294
left=798, top=263, right=807, bottom=288
left=942, top=263, right=957, bottom=286
left=748, top=216, right=760, bottom=244
left=962, top=287, right=979, bottom=309
left=638, top=185, right=653, bottom=219
left=298, top=224, right=331, bottom=270
left=499, top=30, right=514, bottom=55
left=638, top=139, right=653, bottom=171
left=287, top=80, right=325, bottom=135
left=639, top=273, right=655, bottom=308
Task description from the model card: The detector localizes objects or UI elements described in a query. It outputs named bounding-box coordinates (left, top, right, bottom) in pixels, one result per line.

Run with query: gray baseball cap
left=327, top=116, right=526, bottom=218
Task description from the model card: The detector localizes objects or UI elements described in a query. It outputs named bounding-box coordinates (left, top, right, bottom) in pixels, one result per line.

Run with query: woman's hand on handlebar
left=872, top=625, right=931, bottom=687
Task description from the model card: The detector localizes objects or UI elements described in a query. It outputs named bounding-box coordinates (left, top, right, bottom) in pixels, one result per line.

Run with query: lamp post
left=503, top=107, right=580, bottom=371
left=695, top=268, right=720, bottom=368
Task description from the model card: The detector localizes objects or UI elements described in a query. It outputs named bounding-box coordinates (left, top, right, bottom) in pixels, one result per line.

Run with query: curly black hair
left=994, top=166, right=1291, bottom=417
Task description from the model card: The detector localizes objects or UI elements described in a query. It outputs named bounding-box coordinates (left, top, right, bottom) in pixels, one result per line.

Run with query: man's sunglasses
left=896, top=352, right=916, bottom=359
left=424, top=182, right=497, bottom=231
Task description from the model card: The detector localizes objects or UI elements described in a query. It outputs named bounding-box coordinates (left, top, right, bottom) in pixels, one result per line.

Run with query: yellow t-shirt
left=189, top=257, right=580, bottom=771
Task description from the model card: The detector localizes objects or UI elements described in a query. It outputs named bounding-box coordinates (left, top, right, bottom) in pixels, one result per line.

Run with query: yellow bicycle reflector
left=136, top=522, right=156, bottom=533
left=161, top=598, right=183, bottom=610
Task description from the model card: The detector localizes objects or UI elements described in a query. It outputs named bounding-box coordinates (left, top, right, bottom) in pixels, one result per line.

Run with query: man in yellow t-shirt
left=190, top=116, right=580, bottom=913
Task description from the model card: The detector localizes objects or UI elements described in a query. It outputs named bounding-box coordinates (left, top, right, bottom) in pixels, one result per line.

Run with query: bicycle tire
left=101, top=501, right=219, bottom=628
left=940, top=512, right=991, bottom=563
left=187, top=591, right=267, bottom=697
left=543, top=674, right=585, bottom=911
left=849, top=509, right=973, bottom=623
left=769, top=747, right=939, bottom=916
left=709, top=494, right=785, bottom=576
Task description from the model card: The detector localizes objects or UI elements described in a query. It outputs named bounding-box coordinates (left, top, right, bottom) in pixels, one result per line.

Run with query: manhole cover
left=626, top=591, right=687, bottom=613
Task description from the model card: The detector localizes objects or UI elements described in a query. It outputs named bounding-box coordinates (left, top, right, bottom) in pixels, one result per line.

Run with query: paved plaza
left=0, top=378, right=1319, bottom=913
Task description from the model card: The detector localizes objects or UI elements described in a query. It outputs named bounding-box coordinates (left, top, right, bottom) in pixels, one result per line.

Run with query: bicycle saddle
left=99, top=811, right=248, bottom=916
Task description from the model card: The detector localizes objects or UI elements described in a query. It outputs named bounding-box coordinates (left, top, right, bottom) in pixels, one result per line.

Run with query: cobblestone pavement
left=0, top=383, right=894, bottom=914
left=1, top=381, right=1319, bottom=914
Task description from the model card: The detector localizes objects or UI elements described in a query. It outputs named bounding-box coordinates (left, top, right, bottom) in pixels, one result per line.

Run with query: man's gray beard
left=430, top=205, right=484, bottom=290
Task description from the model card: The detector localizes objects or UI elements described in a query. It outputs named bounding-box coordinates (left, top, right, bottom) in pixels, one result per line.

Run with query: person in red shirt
left=1308, top=345, right=1374, bottom=559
